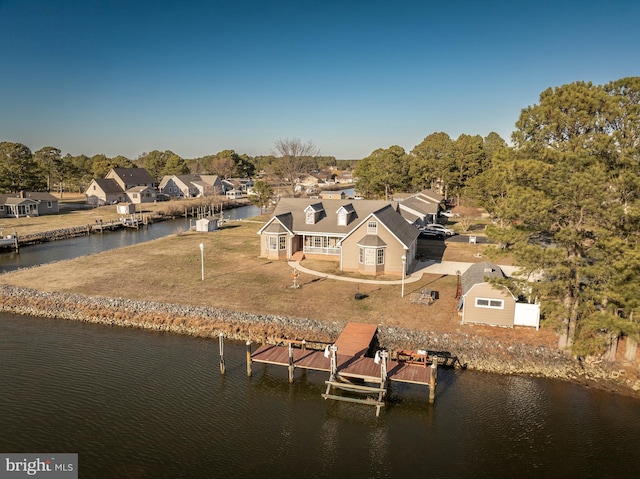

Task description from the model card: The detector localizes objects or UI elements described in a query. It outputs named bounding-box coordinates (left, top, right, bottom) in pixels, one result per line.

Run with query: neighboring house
left=396, top=190, right=444, bottom=227
left=106, top=167, right=157, bottom=191
left=226, top=189, right=243, bottom=199
left=257, top=198, right=420, bottom=276
left=227, top=178, right=254, bottom=193
left=0, top=192, right=59, bottom=217
left=84, top=179, right=127, bottom=206
left=459, top=262, right=540, bottom=329
left=159, top=175, right=223, bottom=198
left=126, top=185, right=157, bottom=204
left=320, top=190, right=346, bottom=200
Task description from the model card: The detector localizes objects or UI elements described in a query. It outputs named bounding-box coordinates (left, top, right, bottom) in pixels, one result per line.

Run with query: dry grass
left=0, top=219, right=554, bottom=348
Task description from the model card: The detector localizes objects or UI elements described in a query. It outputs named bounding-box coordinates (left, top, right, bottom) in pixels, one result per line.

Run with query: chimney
left=19, top=191, right=24, bottom=198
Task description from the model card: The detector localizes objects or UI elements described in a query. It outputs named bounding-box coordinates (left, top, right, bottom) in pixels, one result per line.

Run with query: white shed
left=116, top=203, right=136, bottom=215
left=196, top=217, right=218, bottom=232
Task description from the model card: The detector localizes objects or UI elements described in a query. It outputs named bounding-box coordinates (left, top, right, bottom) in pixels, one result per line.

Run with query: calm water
left=0, top=205, right=261, bottom=273
left=1, top=314, right=639, bottom=479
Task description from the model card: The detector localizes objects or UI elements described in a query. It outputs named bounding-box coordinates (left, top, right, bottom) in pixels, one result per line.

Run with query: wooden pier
left=248, top=322, right=439, bottom=416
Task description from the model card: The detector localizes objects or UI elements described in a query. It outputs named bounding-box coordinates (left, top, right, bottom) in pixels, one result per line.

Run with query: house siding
left=462, top=283, right=515, bottom=327
left=340, top=222, right=407, bottom=276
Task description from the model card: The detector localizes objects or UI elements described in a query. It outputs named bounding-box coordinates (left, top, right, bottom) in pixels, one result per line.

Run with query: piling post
left=429, top=355, right=438, bottom=404
left=301, top=340, right=306, bottom=351
left=219, top=333, right=226, bottom=375
left=246, top=340, right=252, bottom=377
left=288, top=342, right=294, bottom=383
left=329, top=345, right=338, bottom=381
left=380, top=350, right=388, bottom=384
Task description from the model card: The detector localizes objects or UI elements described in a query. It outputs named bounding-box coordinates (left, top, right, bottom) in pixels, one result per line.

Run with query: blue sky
left=1, top=0, right=638, bottom=160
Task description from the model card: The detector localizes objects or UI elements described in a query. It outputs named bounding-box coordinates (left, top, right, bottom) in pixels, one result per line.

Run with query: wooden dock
left=248, top=322, right=439, bottom=416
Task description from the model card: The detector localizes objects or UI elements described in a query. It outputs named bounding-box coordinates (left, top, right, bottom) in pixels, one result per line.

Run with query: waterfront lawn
left=0, top=219, right=552, bottom=347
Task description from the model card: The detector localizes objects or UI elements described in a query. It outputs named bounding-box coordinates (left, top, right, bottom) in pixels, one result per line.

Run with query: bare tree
left=272, top=138, right=319, bottom=195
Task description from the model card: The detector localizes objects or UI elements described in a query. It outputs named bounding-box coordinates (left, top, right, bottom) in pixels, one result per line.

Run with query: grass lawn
left=0, top=217, right=553, bottom=348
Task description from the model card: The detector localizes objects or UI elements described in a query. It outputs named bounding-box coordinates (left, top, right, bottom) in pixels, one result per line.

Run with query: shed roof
left=461, top=261, right=506, bottom=295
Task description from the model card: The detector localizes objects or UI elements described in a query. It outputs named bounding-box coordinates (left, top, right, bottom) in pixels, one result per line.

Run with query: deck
left=249, top=322, right=437, bottom=414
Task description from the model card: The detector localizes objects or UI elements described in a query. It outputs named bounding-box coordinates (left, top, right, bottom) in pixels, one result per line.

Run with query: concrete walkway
left=288, top=259, right=521, bottom=285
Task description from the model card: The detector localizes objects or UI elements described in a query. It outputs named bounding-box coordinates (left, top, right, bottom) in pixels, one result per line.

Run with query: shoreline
left=1, top=285, right=638, bottom=398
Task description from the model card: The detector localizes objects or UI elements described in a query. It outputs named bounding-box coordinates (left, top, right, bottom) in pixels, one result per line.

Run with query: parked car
left=418, top=228, right=444, bottom=240
left=439, top=209, right=454, bottom=218
left=425, top=223, right=455, bottom=236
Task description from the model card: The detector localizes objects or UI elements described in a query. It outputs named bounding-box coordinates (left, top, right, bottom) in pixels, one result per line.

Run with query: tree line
left=0, top=140, right=356, bottom=195
left=353, top=77, right=640, bottom=359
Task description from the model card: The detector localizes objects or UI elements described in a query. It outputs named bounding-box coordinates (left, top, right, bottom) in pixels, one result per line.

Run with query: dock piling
left=246, top=340, right=252, bottom=377
left=288, top=343, right=294, bottom=383
left=429, top=355, right=438, bottom=404
left=219, top=333, right=226, bottom=375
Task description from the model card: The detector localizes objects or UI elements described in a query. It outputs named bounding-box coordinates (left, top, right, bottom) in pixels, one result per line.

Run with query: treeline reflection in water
left=1, top=314, right=639, bottom=479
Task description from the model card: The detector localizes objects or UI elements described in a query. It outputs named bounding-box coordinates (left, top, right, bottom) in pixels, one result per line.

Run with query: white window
left=47, top=201, right=52, bottom=208
left=377, top=248, right=384, bottom=265
left=306, top=211, right=314, bottom=224
left=338, top=211, right=347, bottom=226
left=475, top=298, right=504, bottom=309
left=367, top=221, right=377, bottom=234
left=268, top=236, right=278, bottom=250
left=279, top=236, right=286, bottom=250
left=365, top=248, right=376, bottom=265
left=359, top=247, right=364, bottom=263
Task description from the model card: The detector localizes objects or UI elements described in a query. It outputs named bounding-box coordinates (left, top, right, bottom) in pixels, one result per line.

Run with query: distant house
left=396, top=190, right=445, bottom=227
left=459, top=262, right=540, bottom=329
left=126, top=185, right=157, bottom=204
left=257, top=198, right=419, bottom=276
left=85, top=168, right=157, bottom=206
left=84, top=179, right=127, bottom=206
left=159, top=174, right=223, bottom=198
left=226, top=189, right=243, bottom=199
left=0, top=192, right=59, bottom=217
left=320, top=190, right=346, bottom=200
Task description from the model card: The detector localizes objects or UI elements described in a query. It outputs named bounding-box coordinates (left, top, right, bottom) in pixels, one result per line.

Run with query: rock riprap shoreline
left=1, top=285, right=637, bottom=395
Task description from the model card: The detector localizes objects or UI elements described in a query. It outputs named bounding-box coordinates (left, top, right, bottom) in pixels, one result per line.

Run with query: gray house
left=159, top=174, right=223, bottom=198
left=0, top=192, right=59, bottom=217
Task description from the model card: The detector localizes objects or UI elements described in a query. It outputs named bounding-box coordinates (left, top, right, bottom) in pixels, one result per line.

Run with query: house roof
left=271, top=198, right=399, bottom=236
left=126, top=185, right=154, bottom=193
left=109, top=167, right=156, bottom=185
left=418, top=189, right=444, bottom=203
left=357, top=234, right=387, bottom=247
left=2, top=196, right=38, bottom=206
left=160, top=174, right=221, bottom=190
left=23, top=192, right=58, bottom=202
left=91, top=178, right=124, bottom=194
left=0, top=192, right=57, bottom=203
left=399, top=196, right=439, bottom=215
left=461, top=262, right=506, bottom=295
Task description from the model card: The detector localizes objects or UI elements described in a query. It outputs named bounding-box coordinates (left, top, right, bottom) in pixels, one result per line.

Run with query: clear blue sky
left=1, top=0, right=638, bottom=160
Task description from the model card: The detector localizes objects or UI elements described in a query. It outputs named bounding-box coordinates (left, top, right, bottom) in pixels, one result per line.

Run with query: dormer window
left=338, top=211, right=347, bottom=226
left=306, top=211, right=315, bottom=224
left=304, top=203, right=324, bottom=225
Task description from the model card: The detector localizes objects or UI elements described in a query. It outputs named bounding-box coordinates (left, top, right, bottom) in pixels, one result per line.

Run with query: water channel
left=0, top=205, right=261, bottom=273
left=1, top=313, right=639, bottom=478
